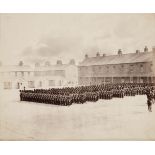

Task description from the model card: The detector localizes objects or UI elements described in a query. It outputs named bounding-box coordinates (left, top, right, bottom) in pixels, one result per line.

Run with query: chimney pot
left=96, top=52, right=100, bottom=57
left=118, top=49, right=122, bottom=55
left=136, top=50, right=140, bottom=53
left=69, top=59, right=75, bottom=65
left=144, top=46, right=148, bottom=52
left=85, top=54, right=88, bottom=59
left=57, top=60, right=62, bottom=65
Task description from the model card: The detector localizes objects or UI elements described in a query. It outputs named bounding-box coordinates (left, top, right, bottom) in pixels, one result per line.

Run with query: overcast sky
left=0, top=13, right=155, bottom=65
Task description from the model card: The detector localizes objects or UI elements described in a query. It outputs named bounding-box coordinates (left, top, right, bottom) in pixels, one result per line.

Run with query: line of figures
left=20, top=83, right=155, bottom=110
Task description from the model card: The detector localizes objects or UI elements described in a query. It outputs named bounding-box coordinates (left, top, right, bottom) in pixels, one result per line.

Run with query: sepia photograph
left=0, top=13, right=155, bottom=140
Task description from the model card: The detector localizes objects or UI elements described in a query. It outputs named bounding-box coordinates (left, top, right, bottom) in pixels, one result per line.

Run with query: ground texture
left=0, top=90, right=155, bottom=140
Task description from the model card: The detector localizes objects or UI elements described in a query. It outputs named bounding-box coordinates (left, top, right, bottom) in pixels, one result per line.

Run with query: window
left=121, top=78, right=125, bottom=83
left=120, top=65, right=124, bottom=72
left=35, top=71, right=40, bottom=76
left=99, top=66, right=102, bottom=70
left=4, top=82, right=12, bottom=89
left=92, top=66, right=96, bottom=72
left=28, top=81, right=35, bottom=88
left=21, top=72, right=24, bottom=77
left=39, top=81, right=42, bottom=87
left=55, top=70, right=65, bottom=77
left=59, top=80, right=62, bottom=86
left=140, top=64, right=144, bottom=73
left=130, top=65, right=134, bottom=72
left=106, top=66, right=109, bottom=72
left=48, top=70, right=54, bottom=76
left=113, top=66, right=116, bottom=73
left=49, top=80, right=55, bottom=86
left=150, top=64, right=153, bottom=72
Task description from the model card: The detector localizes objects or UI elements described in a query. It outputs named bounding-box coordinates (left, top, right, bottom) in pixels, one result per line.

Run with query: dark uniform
left=20, top=83, right=155, bottom=107
left=146, top=91, right=154, bottom=112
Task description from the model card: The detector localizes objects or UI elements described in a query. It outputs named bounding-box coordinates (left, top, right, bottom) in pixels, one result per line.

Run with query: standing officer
left=146, top=91, right=153, bottom=112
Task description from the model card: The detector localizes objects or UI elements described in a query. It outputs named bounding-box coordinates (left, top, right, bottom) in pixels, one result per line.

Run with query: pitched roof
left=34, top=64, right=70, bottom=71
left=0, top=65, right=32, bottom=72
left=79, top=51, right=153, bottom=66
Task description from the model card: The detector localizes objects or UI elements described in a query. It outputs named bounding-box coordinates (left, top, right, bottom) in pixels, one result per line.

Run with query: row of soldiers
left=20, top=83, right=155, bottom=106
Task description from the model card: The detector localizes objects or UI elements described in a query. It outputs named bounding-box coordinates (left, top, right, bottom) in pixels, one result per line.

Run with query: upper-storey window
left=49, top=80, right=55, bottom=86
left=130, top=64, right=134, bottom=72
left=120, top=64, right=124, bottom=72
left=150, top=63, right=153, bottom=72
left=81, top=66, right=87, bottom=74
left=27, top=72, right=30, bottom=76
left=34, top=71, right=41, bottom=76
left=106, top=66, right=109, bottom=73
left=140, top=64, right=144, bottom=73
left=55, top=70, right=65, bottom=77
left=28, top=81, right=35, bottom=88
left=21, top=72, right=24, bottom=77
left=113, top=66, right=116, bottom=72
left=92, top=66, right=96, bottom=73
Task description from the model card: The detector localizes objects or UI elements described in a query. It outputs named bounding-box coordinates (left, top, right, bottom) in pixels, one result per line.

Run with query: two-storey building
left=78, top=46, right=155, bottom=85
left=0, top=59, right=78, bottom=89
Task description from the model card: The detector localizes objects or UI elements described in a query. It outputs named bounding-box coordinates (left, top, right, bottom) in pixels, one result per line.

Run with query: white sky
left=0, top=13, right=155, bottom=65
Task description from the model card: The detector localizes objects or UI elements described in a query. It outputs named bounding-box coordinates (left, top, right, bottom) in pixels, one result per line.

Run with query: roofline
left=81, top=51, right=153, bottom=60
left=78, top=61, right=152, bottom=67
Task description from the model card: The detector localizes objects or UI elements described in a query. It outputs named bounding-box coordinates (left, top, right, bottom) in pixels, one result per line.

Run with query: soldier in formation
left=20, top=83, right=155, bottom=108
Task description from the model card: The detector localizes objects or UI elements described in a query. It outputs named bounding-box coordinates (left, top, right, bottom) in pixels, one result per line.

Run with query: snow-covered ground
left=0, top=90, right=155, bottom=140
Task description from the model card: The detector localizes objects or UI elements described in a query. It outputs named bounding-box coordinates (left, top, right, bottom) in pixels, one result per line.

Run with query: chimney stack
left=57, top=60, right=62, bottom=65
left=96, top=52, right=100, bottom=57
left=103, top=53, right=106, bottom=57
left=118, top=49, right=122, bottom=55
left=19, top=61, right=24, bottom=66
left=136, top=50, right=140, bottom=54
left=144, top=46, right=148, bottom=52
left=85, top=54, right=88, bottom=59
left=69, top=59, right=75, bottom=65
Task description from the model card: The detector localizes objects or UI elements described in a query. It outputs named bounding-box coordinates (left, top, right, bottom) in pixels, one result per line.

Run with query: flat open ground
left=0, top=90, right=155, bottom=140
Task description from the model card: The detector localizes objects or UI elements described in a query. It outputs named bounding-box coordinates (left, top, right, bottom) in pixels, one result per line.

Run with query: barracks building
left=78, top=46, right=155, bottom=85
left=0, top=59, right=78, bottom=89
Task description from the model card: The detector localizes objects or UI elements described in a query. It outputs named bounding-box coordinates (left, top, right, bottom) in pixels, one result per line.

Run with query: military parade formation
left=20, top=83, right=155, bottom=111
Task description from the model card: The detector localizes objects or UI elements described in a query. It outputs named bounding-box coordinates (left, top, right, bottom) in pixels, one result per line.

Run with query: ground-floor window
left=16, top=82, right=21, bottom=89
left=49, top=80, right=55, bottom=86
left=4, top=82, right=12, bottom=89
left=28, top=81, right=35, bottom=88
left=39, top=81, right=42, bottom=87
left=121, top=78, right=125, bottom=83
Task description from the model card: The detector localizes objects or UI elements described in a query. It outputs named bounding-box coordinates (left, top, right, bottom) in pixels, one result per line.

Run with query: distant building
left=0, top=63, right=33, bottom=89
left=0, top=59, right=78, bottom=89
left=78, top=46, right=155, bottom=85
left=33, top=59, right=78, bottom=88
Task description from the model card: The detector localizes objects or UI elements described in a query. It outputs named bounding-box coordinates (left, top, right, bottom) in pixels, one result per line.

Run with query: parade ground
left=0, top=90, right=155, bottom=140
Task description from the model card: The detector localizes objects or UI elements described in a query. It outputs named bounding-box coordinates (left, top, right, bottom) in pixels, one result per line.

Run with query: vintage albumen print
left=0, top=14, right=155, bottom=140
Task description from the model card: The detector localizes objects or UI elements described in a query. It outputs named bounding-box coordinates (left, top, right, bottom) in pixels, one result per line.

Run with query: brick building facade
left=78, top=46, right=155, bottom=85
